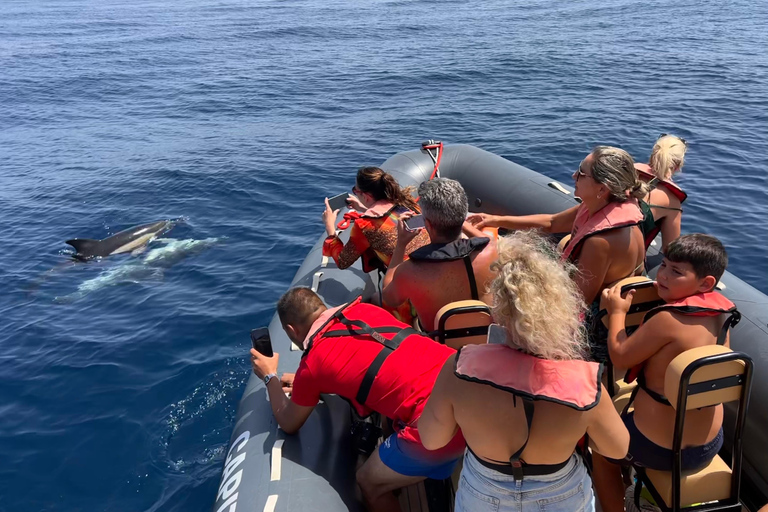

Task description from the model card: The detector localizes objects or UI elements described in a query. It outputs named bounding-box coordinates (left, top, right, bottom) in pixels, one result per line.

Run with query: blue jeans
left=455, top=450, right=595, bottom=512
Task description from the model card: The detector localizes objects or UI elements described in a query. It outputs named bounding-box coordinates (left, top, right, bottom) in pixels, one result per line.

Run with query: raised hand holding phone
left=326, top=192, right=350, bottom=213
left=250, top=327, right=273, bottom=357
left=403, top=214, right=425, bottom=231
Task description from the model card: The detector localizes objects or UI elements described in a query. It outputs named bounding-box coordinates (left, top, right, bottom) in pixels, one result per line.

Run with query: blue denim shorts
left=455, top=450, right=595, bottom=512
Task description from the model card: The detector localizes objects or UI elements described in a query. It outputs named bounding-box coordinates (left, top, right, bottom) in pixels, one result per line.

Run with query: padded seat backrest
left=599, top=276, right=662, bottom=329
left=433, top=300, right=492, bottom=350
left=557, top=234, right=571, bottom=252
left=665, top=345, right=748, bottom=410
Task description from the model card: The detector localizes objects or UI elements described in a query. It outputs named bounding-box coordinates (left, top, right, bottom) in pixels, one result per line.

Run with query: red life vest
left=303, top=297, right=426, bottom=411
left=635, top=163, right=688, bottom=203
left=624, top=291, right=740, bottom=389
left=562, top=201, right=644, bottom=261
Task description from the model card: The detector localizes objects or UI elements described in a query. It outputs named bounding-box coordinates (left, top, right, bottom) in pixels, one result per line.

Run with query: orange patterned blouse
left=322, top=204, right=430, bottom=273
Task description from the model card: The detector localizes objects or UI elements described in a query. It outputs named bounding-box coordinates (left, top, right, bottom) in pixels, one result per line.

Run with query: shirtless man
left=381, top=178, right=498, bottom=333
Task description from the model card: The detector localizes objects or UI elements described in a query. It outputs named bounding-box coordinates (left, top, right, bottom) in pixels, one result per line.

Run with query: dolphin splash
left=54, top=237, right=220, bottom=303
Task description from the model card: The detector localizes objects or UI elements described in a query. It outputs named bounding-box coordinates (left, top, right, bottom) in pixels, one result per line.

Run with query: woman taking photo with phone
left=322, top=166, right=430, bottom=322
left=322, top=166, right=429, bottom=272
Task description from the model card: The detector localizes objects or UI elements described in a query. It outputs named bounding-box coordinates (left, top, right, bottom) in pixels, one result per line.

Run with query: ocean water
left=0, top=0, right=766, bottom=510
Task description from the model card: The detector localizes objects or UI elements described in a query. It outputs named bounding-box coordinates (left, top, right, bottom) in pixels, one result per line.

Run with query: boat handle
left=547, top=181, right=571, bottom=194
left=311, top=271, right=323, bottom=293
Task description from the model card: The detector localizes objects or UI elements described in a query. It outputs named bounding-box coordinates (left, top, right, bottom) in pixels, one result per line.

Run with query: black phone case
left=251, top=329, right=273, bottom=357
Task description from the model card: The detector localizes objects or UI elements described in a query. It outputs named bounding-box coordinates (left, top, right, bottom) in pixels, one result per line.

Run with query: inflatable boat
left=213, top=144, right=768, bottom=512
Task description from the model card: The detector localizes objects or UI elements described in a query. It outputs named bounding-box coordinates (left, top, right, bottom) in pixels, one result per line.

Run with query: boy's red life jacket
left=562, top=201, right=644, bottom=262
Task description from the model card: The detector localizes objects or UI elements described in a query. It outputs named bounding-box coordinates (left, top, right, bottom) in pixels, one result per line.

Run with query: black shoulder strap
left=509, top=397, right=535, bottom=481
left=302, top=299, right=357, bottom=358
left=332, top=311, right=419, bottom=406
left=717, top=310, right=741, bottom=346
left=463, top=255, right=479, bottom=300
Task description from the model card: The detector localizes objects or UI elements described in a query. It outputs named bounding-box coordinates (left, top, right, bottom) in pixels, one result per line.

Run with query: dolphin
left=65, top=219, right=179, bottom=260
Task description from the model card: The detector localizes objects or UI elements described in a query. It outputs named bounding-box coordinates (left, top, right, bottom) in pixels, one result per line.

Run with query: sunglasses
left=573, top=166, right=594, bottom=181
left=660, top=133, right=688, bottom=146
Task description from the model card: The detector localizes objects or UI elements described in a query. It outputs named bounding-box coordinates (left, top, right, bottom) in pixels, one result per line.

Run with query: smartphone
left=403, top=214, right=425, bottom=231
left=327, top=192, right=350, bottom=212
left=487, top=324, right=507, bottom=345
left=250, top=327, right=273, bottom=357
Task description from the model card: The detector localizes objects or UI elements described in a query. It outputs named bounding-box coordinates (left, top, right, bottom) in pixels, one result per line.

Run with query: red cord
left=423, top=141, right=443, bottom=180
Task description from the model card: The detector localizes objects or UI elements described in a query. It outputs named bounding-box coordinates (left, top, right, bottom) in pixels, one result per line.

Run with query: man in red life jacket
left=381, top=178, right=498, bottom=333
left=250, top=287, right=465, bottom=512
left=591, top=234, right=739, bottom=512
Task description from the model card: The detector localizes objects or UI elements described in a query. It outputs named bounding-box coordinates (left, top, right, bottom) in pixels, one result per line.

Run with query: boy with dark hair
left=591, top=234, right=739, bottom=512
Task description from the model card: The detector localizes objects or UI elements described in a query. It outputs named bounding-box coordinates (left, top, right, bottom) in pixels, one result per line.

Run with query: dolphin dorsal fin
left=65, top=238, right=100, bottom=257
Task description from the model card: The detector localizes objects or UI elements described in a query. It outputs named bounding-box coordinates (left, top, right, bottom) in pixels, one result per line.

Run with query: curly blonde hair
left=490, top=231, right=588, bottom=361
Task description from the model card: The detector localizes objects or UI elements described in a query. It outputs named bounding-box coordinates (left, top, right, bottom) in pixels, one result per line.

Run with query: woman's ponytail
left=379, top=172, right=419, bottom=211
left=629, top=179, right=650, bottom=200
left=357, top=167, right=419, bottom=211
left=650, top=135, right=687, bottom=181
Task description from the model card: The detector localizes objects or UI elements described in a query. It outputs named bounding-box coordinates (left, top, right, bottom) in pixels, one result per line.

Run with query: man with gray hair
left=382, top=178, right=498, bottom=332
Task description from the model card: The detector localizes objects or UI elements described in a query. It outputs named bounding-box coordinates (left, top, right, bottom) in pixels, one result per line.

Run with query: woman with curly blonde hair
left=418, top=231, right=629, bottom=512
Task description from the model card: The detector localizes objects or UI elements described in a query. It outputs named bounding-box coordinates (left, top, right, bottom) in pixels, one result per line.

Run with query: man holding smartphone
left=381, top=178, right=499, bottom=332
left=250, top=287, right=464, bottom=512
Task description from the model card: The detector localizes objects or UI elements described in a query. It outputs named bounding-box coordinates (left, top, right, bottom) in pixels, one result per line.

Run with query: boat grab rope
left=336, top=140, right=443, bottom=231
left=422, top=140, right=443, bottom=180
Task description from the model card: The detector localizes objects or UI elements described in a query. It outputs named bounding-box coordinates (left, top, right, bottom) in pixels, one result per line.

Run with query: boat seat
left=557, top=233, right=571, bottom=252
left=598, top=277, right=662, bottom=397
left=645, top=455, right=732, bottom=508
left=633, top=345, right=753, bottom=512
left=612, top=379, right=637, bottom=414
left=432, top=300, right=492, bottom=350
left=598, top=276, right=661, bottom=330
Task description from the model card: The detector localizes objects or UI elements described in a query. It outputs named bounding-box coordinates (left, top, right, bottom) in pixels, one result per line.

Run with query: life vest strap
left=717, top=311, right=741, bottom=346
left=463, top=255, right=479, bottom=301
left=465, top=397, right=537, bottom=480
left=331, top=310, right=419, bottom=406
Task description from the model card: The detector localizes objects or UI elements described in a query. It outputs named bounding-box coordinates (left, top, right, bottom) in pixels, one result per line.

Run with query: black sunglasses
left=660, top=133, right=688, bottom=146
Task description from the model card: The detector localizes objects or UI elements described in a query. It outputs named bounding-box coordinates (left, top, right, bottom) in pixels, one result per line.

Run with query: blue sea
left=1, top=0, right=766, bottom=510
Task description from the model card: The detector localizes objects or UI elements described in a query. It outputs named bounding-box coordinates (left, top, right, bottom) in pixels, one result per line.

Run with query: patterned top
left=323, top=204, right=430, bottom=272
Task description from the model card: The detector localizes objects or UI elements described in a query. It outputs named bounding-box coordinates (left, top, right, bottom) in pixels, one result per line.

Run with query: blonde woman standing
left=418, top=231, right=629, bottom=512
left=635, top=134, right=688, bottom=252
